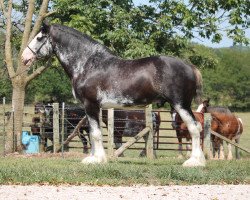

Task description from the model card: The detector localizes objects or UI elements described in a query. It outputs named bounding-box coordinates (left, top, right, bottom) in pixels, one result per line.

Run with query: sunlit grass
left=0, top=156, right=249, bottom=185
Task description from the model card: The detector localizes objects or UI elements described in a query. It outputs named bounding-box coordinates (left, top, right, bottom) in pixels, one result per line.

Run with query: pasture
left=0, top=109, right=249, bottom=185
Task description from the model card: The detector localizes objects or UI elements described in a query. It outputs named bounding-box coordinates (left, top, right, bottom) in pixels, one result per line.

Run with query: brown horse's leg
left=114, top=133, right=124, bottom=157
left=227, top=142, right=233, bottom=160
left=219, top=140, right=225, bottom=160
left=235, top=138, right=240, bottom=159
left=176, top=131, right=184, bottom=159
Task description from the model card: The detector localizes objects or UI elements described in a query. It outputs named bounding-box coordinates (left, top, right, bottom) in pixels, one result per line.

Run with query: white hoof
left=81, top=154, right=107, bottom=164
left=182, top=156, right=206, bottom=167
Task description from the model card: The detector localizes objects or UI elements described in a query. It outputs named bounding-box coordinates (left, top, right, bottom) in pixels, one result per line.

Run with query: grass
left=0, top=155, right=249, bottom=185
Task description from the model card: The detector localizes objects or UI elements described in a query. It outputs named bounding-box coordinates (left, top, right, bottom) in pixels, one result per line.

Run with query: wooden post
left=204, top=113, right=212, bottom=159
left=211, top=130, right=250, bottom=154
left=114, top=127, right=150, bottom=158
left=145, top=104, right=154, bottom=159
left=61, top=102, right=65, bottom=157
left=53, top=103, right=60, bottom=153
left=107, top=108, right=114, bottom=157
left=3, top=97, right=6, bottom=156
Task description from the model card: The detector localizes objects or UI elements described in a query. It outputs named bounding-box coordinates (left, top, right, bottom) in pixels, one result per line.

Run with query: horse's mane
left=207, top=106, right=232, bottom=114
left=51, top=24, right=114, bottom=55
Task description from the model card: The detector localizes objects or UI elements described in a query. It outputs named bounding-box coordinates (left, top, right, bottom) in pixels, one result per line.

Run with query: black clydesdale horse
left=22, top=22, right=205, bottom=166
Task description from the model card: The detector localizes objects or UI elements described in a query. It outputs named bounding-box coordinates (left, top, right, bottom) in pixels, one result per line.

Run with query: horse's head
left=21, top=21, right=53, bottom=66
left=196, top=98, right=210, bottom=113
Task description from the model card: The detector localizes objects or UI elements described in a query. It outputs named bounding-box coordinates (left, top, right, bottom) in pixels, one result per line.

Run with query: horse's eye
left=37, top=36, right=44, bottom=41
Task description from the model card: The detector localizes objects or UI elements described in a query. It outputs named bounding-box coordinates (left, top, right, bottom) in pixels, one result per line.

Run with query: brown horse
left=197, top=99, right=243, bottom=160
left=172, top=99, right=243, bottom=160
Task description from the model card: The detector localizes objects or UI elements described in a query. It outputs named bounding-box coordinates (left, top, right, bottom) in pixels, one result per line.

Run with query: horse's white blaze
left=196, top=103, right=204, bottom=112
left=174, top=104, right=205, bottom=167
left=82, top=116, right=107, bottom=164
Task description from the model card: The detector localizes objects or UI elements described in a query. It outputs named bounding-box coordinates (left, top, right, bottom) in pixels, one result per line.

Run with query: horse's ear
left=41, top=20, right=50, bottom=34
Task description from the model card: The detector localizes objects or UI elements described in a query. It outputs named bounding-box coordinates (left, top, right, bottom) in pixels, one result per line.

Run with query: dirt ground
left=0, top=185, right=249, bottom=200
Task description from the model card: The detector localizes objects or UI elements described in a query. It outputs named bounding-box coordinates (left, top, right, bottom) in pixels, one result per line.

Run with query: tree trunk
left=5, top=77, right=26, bottom=153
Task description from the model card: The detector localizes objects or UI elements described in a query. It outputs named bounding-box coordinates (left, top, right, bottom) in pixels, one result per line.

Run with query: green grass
left=0, top=156, right=249, bottom=185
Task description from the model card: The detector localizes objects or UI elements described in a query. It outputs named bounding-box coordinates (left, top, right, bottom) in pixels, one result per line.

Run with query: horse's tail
left=192, top=65, right=203, bottom=104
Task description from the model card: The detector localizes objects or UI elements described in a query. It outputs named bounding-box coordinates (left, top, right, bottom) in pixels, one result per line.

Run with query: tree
left=0, top=0, right=52, bottom=152
left=52, top=0, right=249, bottom=60
left=202, top=47, right=250, bottom=110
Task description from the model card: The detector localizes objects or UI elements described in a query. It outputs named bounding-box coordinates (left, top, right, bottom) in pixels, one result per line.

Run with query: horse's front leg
left=81, top=102, right=107, bottom=164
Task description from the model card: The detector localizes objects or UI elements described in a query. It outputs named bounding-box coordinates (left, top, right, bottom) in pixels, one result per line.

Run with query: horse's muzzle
left=21, top=47, right=36, bottom=66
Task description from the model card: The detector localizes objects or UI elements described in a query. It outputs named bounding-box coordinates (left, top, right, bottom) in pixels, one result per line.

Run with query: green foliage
left=26, top=65, right=73, bottom=103
left=0, top=33, right=12, bottom=99
left=51, top=0, right=249, bottom=59
left=202, top=46, right=250, bottom=110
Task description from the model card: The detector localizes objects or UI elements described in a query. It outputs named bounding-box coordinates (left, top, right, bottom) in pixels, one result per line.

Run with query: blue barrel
left=22, top=131, right=40, bottom=153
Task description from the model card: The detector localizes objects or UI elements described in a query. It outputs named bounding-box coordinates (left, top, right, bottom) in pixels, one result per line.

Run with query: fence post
left=2, top=97, right=6, bottom=156
left=12, top=105, right=15, bottom=152
left=204, top=113, right=212, bottom=159
left=107, top=108, right=114, bottom=157
left=61, top=102, right=65, bottom=157
left=53, top=103, right=60, bottom=153
left=145, top=104, right=154, bottom=159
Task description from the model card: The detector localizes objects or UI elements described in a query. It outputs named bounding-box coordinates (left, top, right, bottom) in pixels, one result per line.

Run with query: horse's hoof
left=81, top=155, right=107, bottom=164
left=182, top=156, right=206, bottom=167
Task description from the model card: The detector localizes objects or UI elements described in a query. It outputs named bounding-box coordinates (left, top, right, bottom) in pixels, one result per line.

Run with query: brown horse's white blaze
left=21, top=22, right=206, bottom=167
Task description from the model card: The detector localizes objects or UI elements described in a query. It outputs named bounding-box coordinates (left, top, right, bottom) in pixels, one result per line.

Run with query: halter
left=27, top=35, right=51, bottom=58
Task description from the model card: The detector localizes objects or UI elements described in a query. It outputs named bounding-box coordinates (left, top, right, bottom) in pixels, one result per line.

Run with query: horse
left=21, top=22, right=205, bottom=166
left=197, top=99, right=243, bottom=160
left=31, top=103, right=90, bottom=152
left=31, top=103, right=54, bottom=151
left=171, top=109, right=204, bottom=158
left=102, top=109, right=161, bottom=157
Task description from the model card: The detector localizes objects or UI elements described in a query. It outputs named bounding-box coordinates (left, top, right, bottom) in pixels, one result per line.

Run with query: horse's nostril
left=23, top=58, right=31, bottom=66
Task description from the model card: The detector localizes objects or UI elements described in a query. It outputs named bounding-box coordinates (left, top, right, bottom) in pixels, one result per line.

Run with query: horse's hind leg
left=226, top=142, right=233, bottom=160
left=235, top=138, right=240, bottom=159
left=81, top=102, right=107, bottom=164
left=176, top=131, right=184, bottom=159
left=174, top=105, right=205, bottom=167
left=78, top=133, right=89, bottom=153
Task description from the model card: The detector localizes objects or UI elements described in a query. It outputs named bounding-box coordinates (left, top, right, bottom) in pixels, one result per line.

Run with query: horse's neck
left=53, top=38, right=113, bottom=79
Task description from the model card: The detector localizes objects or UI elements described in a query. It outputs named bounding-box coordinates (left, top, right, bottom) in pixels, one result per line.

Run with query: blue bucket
left=22, top=131, right=40, bottom=153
